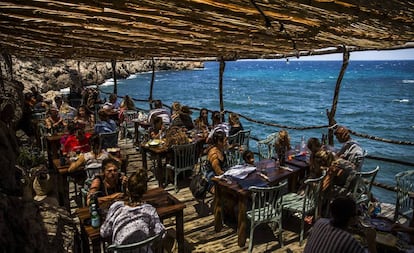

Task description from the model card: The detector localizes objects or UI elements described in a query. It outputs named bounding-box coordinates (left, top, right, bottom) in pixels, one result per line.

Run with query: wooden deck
left=67, top=138, right=396, bottom=253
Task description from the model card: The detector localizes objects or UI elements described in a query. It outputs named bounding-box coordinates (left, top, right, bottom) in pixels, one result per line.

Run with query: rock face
left=6, top=57, right=204, bottom=93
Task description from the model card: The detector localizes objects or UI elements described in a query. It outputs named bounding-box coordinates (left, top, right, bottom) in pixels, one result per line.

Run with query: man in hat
left=178, top=105, right=194, bottom=130
left=334, top=125, right=365, bottom=171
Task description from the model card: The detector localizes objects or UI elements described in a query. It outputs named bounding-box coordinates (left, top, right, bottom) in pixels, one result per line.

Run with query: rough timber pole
left=149, top=58, right=155, bottom=109
left=327, top=46, right=350, bottom=145
left=111, top=59, right=118, bottom=95
left=219, top=58, right=226, bottom=122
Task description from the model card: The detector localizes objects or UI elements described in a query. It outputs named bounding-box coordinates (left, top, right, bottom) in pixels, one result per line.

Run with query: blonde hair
left=275, top=129, right=291, bottom=150
left=228, top=113, right=240, bottom=126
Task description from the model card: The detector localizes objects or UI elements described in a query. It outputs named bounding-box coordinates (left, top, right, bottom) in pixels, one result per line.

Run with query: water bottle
left=91, top=210, right=100, bottom=228
left=373, top=202, right=381, bottom=217
left=300, top=136, right=306, bottom=154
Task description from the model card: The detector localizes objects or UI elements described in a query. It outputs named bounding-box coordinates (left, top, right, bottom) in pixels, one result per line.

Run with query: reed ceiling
left=0, top=0, right=413, bottom=61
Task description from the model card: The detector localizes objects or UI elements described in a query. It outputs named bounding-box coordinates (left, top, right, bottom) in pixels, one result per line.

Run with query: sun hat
left=33, top=173, right=53, bottom=201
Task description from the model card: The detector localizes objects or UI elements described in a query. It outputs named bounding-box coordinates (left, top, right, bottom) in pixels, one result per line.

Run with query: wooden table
left=212, top=158, right=307, bottom=247
left=140, top=141, right=170, bottom=187
left=76, top=187, right=186, bottom=253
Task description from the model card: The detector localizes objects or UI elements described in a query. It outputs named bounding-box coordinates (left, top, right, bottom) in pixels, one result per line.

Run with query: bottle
left=91, top=210, right=100, bottom=228
left=373, top=202, right=381, bottom=217
left=300, top=136, right=306, bottom=154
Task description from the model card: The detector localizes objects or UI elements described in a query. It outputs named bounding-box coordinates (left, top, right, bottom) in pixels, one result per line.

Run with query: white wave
left=402, top=79, right=414, bottom=83
left=101, top=79, right=114, bottom=86
left=392, top=98, right=410, bottom=103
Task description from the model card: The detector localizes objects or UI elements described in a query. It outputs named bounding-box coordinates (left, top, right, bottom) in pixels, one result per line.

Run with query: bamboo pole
left=149, top=58, right=155, bottom=109
left=327, top=46, right=349, bottom=145
left=219, top=58, right=225, bottom=122
left=111, top=59, right=117, bottom=94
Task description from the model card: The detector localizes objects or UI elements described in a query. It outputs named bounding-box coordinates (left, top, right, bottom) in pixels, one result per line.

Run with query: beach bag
left=190, top=161, right=209, bottom=199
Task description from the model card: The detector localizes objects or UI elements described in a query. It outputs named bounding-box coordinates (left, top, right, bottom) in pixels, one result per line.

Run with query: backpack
left=190, top=160, right=209, bottom=200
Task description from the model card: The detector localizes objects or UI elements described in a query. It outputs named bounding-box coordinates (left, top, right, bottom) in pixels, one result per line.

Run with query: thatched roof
left=0, top=0, right=413, bottom=61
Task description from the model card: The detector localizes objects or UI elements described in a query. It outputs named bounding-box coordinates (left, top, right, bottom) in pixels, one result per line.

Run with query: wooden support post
left=77, top=61, right=82, bottom=90
left=111, top=59, right=117, bottom=95
left=219, top=58, right=226, bottom=122
left=0, top=62, right=4, bottom=93
left=149, top=58, right=155, bottom=109
left=327, top=46, right=349, bottom=145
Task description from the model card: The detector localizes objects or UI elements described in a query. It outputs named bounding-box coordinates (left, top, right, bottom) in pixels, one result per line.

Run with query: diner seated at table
left=73, top=105, right=95, bottom=131
left=108, top=93, right=121, bottom=110
left=206, top=111, right=230, bottom=144
left=304, top=196, right=377, bottom=253
left=100, top=168, right=165, bottom=251
left=312, top=149, right=358, bottom=209
left=194, top=107, right=210, bottom=132
left=118, top=95, right=136, bottom=123
left=206, top=130, right=228, bottom=193
left=149, top=116, right=165, bottom=140
left=228, top=113, right=243, bottom=136
left=275, top=129, right=291, bottom=164
left=170, top=101, right=182, bottom=123
left=334, top=125, right=365, bottom=171
left=54, top=95, right=77, bottom=120
left=87, top=157, right=127, bottom=206
left=94, top=108, right=117, bottom=134
left=242, top=150, right=255, bottom=166
left=45, top=105, right=67, bottom=134
left=148, top=100, right=171, bottom=126
left=307, top=137, right=322, bottom=177
left=172, top=105, right=194, bottom=130
left=61, top=122, right=92, bottom=155
left=68, top=134, right=121, bottom=174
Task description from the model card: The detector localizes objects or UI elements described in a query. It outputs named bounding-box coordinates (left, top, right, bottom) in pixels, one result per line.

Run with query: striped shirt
left=304, top=218, right=365, bottom=253
left=100, top=201, right=165, bottom=253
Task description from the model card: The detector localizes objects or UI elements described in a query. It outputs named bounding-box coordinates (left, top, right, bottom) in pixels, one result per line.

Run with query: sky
left=294, top=48, right=414, bottom=61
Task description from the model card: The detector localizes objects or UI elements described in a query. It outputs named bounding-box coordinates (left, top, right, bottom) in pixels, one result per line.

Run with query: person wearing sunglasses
left=87, top=158, right=128, bottom=206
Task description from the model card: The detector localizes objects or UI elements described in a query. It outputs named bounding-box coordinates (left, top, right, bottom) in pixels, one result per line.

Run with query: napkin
left=219, top=164, right=256, bottom=180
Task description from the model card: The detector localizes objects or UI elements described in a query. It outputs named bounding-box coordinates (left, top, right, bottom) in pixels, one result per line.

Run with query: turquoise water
left=100, top=60, right=414, bottom=204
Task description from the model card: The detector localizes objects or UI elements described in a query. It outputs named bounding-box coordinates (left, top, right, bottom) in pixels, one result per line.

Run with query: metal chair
left=351, top=166, right=380, bottom=205
left=282, top=171, right=326, bottom=245
left=257, top=132, right=278, bottom=160
left=246, top=182, right=287, bottom=253
left=106, top=232, right=163, bottom=253
left=99, top=131, right=119, bottom=149
left=165, top=142, right=197, bottom=192
left=394, top=170, right=414, bottom=222
left=122, top=110, right=139, bottom=143
left=237, top=129, right=251, bottom=151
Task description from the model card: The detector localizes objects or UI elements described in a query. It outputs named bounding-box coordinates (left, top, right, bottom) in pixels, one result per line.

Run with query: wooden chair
left=106, top=232, right=164, bottom=253
left=99, top=131, right=119, bottom=149
left=351, top=166, right=380, bottom=205
left=282, top=171, right=326, bottom=245
left=165, top=143, right=197, bottom=192
left=257, top=132, right=278, bottom=160
left=247, top=182, right=287, bottom=253
left=394, top=170, right=414, bottom=222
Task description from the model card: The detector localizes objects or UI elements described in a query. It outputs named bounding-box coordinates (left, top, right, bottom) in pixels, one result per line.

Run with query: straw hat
left=33, top=173, right=53, bottom=202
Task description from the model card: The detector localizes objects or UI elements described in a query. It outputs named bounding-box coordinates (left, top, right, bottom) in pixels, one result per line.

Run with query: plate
left=148, top=139, right=162, bottom=146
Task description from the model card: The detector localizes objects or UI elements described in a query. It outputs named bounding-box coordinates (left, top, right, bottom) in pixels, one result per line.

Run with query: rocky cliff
left=4, top=57, right=204, bottom=93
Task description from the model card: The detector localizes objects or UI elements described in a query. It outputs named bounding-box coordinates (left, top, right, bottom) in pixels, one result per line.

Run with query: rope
left=349, top=129, right=414, bottom=145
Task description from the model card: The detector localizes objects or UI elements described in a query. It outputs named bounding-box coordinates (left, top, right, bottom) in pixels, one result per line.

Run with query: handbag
left=190, top=161, right=209, bottom=200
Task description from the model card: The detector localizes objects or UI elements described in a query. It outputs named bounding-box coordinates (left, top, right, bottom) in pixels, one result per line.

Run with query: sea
left=99, top=60, right=414, bottom=204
